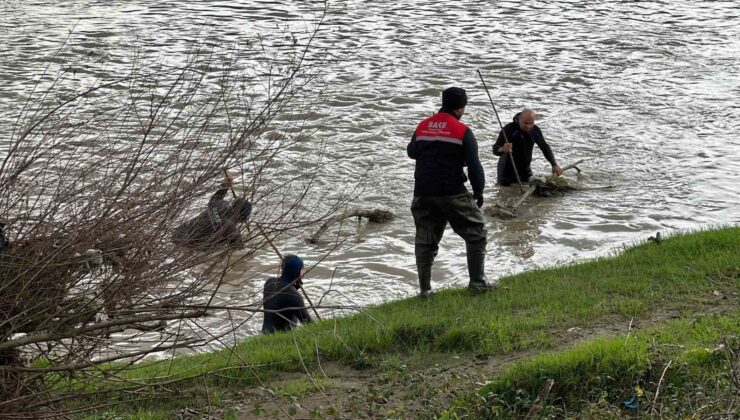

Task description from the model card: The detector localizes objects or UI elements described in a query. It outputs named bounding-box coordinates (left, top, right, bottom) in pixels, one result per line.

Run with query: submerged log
left=308, top=208, right=393, bottom=244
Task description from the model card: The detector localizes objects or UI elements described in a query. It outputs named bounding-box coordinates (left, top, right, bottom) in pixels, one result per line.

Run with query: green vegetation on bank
left=85, top=227, right=738, bottom=417
left=444, top=314, right=740, bottom=418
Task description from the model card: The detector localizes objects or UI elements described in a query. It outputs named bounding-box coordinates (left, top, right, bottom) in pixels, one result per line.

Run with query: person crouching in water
left=172, top=175, right=252, bottom=249
left=261, top=254, right=312, bottom=334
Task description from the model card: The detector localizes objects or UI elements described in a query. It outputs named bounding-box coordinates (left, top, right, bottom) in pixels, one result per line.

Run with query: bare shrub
left=0, top=4, right=355, bottom=417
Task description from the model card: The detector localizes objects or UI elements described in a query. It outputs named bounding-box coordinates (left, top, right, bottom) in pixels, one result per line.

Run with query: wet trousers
left=410, top=193, right=488, bottom=291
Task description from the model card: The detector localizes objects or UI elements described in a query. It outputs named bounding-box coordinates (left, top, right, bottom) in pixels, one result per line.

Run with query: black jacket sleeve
left=209, top=187, right=229, bottom=206
left=287, top=289, right=312, bottom=324
left=492, top=129, right=506, bottom=156
left=533, top=127, right=557, bottom=166
left=406, top=132, right=417, bottom=159
left=463, top=128, right=485, bottom=198
left=297, top=304, right=312, bottom=324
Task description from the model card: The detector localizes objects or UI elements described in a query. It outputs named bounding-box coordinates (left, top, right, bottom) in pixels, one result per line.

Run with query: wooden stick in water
left=308, top=207, right=393, bottom=244
left=511, top=185, right=538, bottom=209
left=559, top=159, right=584, bottom=174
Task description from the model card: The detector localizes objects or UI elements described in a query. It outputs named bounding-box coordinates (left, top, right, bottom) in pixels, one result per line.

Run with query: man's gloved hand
left=475, top=195, right=484, bottom=208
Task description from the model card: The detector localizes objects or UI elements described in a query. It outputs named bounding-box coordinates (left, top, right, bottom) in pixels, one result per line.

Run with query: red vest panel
left=415, top=113, right=468, bottom=146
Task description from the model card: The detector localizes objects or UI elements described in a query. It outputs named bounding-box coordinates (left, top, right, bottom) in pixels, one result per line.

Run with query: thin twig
left=625, top=317, right=634, bottom=344
left=724, top=338, right=740, bottom=390
left=525, top=378, right=555, bottom=419
left=203, top=371, right=212, bottom=416
left=652, top=359, right=673, bottom=415
left=300, top=285, right=322, bottom=321
left=255, top=222, right=283, bottom=261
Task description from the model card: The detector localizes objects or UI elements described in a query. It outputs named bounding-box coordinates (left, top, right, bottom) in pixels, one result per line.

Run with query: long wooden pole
left=477, top=69, right=525, bottom=192
left=222, top=168, right=237, bottom=198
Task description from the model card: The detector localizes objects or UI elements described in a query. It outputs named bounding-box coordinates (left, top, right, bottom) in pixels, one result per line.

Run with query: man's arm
left=533, top=128, right=562, bottom=175
left=208, top=187, right=229, bottom=206
left=463, top=129, right=485, bottom=200
left=208, top=175, right=234, bottom=207
left=288, top=289, right=312, bottom=324
left=492, top=130, right=506, bottom=156
left=297, top=306, right=312, bottom=324
left=207, top=178, right=234, bottom=227
left=406, top=132, right=417, bottom=159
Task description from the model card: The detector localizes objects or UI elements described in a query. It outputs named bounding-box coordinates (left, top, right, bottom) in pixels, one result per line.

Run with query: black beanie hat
left=441, top=87, right=468, bottom=110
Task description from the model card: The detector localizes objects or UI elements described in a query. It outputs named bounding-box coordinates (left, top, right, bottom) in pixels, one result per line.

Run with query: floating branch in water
left=308, top=208, right=393, bottom=244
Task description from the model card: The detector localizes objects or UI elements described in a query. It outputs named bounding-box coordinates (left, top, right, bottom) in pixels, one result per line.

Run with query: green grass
left=73, top=227, right=740, bottom=416
left=276, top=377, right=334, bottom=397
left=135, top=227, right=737, bottom=373
left=443, top=313, right=740, bottom=418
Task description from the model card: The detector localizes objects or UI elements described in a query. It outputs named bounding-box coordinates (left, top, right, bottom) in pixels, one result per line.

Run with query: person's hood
left=512, top=112, right=522, bottom=124
left=280, top=254, right=304, bottom=283
left=230, top=198, right=252, bottom=221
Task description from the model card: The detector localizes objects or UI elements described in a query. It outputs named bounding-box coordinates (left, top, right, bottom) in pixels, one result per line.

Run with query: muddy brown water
left=1, top=1, right=738, bottom=351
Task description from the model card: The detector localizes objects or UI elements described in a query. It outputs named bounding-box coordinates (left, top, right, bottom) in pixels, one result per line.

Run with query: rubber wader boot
left=467, top=253, right=495, bottom=293
left=418, top=264, right=433, bottom=299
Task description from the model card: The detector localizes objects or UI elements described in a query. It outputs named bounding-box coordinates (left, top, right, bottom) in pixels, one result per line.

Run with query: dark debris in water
left=532, top=177, right=578, bottom=198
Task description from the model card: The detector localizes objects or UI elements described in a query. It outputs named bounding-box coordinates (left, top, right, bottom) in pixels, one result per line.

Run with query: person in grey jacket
left=172, top=176, right=252, bottom=249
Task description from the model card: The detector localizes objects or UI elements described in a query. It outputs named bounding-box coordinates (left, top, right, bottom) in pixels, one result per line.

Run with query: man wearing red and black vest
left=407, top=87, right=495, bottom=298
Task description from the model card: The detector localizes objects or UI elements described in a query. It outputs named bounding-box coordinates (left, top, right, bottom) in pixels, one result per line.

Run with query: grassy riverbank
left=444, top=314, right=740, bottom=418
left=90, top=227, right=738, bottom=418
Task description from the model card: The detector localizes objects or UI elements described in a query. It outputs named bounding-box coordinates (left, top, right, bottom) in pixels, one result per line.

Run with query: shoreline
left=58, top=226, right=740, bottom=417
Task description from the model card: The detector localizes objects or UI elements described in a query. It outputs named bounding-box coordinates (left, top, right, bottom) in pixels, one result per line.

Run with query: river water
left=1, top=1, right=739, bottom=348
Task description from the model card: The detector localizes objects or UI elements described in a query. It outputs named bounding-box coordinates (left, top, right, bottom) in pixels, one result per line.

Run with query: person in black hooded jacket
left=492, top=108, right=563, bottom=186
left=172, top=175, right=252, bottom=249
left=261, top=254, right=312, bottom=333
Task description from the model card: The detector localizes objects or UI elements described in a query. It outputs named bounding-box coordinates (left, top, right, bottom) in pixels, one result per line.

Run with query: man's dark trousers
left=411, top=193, right=488, bottom=292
